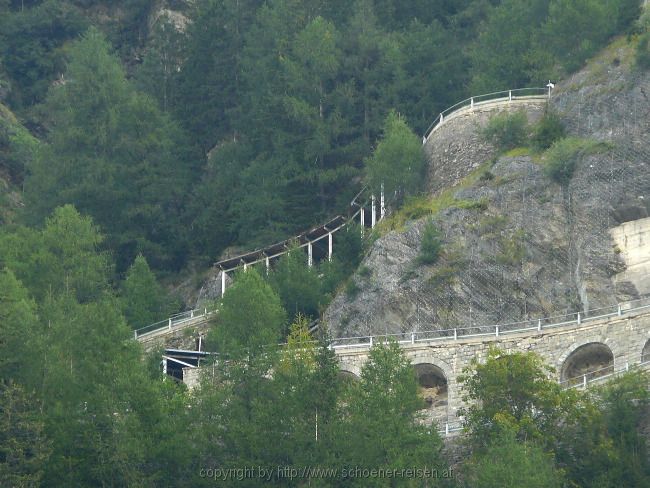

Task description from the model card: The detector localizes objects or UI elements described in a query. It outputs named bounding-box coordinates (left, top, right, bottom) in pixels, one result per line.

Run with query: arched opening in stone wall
left=642, top=339, right=650, bottom=364
left=338, top=370, right=360, bottom=383
left=560, top=342, right=614, bottom=385
left=414, top=363, right=448, bottom=421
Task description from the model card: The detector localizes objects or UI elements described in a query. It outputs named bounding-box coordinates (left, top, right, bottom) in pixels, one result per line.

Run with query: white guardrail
left=136, top=87, right=551, bottom=340
left=134, top=308, right=215, bottom=339
left=136, top=296, right=650, bottom=351
left=422, top=87, right=549, bottom=142
left=329, top=297, right=650, bottom=350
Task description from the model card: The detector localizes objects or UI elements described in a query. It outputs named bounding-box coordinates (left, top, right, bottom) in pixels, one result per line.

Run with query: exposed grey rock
left=195, top=268, right=231, bottom=309
left=324, top=52, right=650, bottom=339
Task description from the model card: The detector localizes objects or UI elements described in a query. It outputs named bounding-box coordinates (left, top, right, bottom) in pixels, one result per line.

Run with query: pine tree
left=208, top=268, right=286, bottom=356
left=25, top=28, right=194, bottom=271
left=364, top=110, right=425, bottom=199
left=343, top=340, right=445, bottom=482
left=121, top=254, right=176, bottom=329
left=0, top=382, right=51, bottom=487
left=0, top=269, right=41, bottom=385
left=267, top=246, right=323, bottom=321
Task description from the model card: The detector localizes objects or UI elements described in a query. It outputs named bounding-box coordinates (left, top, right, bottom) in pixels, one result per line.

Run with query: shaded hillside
left=323, top=37, right=650, bottom=338
left=0, top=102, right=35, bottom=223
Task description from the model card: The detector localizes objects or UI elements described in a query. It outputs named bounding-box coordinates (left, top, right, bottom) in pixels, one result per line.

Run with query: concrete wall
left=137, top=316, right=212, bottom=353
left=610, top=216, right=650, bottom=296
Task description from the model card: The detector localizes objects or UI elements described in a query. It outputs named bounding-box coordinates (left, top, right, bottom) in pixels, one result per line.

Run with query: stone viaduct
left=333, top=300, right=650, bottom=428
left=137, top=88, right=650, bottom=434
left=177, top=299, right=650, bottom=433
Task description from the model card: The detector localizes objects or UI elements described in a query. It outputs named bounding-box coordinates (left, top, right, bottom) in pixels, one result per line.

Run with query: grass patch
left=471, top=215, right=509, bottom=237
left=543, top=137, right=612, bottom=186
left=358, top=265, right=372, bottom=278
left=374, top=162, right=493, bottom=235
left=495, top=230, right=527, bottom=266
left=481, top=110, right=529, bottom=151
left=503, top=147, right=531, bottom=158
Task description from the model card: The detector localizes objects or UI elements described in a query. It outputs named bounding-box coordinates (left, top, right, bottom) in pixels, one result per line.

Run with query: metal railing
left=135, top=186, right=395, bottom=340
left=213, top=186, right=383, bottom=274
left=136, top=295, right=650, bottom=349
left=423, top=87, right=549, bottom=142
left=134, top=307, right=214, bottom=340
left=329, top=297, right=650, bottom=351
left=560, top=357, right=650, bottom=390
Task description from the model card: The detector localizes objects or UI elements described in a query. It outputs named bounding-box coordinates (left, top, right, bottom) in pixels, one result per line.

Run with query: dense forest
left=1, top=0, right=650, bottom=485
left=0, top=0, right=646, bottom=275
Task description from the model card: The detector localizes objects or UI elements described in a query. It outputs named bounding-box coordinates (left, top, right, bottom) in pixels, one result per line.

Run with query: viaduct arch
left=334, top=304, right=650, bottom=428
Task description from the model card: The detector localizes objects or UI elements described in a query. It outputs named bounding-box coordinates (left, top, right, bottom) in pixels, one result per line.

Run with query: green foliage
left=0, top=205, right=111, bottom=303
left=531, top=109, right=566, bottom=151
left=459, top=349, right=650, bottom=487
left=0, top=0, right=642, bottom=275
left=637, top=31, right=650, bottom=69
left=465, top=429, right=564, bottom=488
left=0, top=269, right=41, bottom=385
left=134, top=12, right=184, bottom=112
left=24, top=28, right=196, bottom=271
left=469, top=0, right=551, bottom=93
left=635, top=12, right=650, bottom=70
left=481, top=110, right=529, bottom=151
left=542, top=0, right=612, bottom=73
left=267, top=246, right=323, bottom=321
left=417, top=219, right=442, bottom=265
left=543, top=137, right=610, bottom=186
left=120, top=254, right=178, bottom=329
left=458, top=347, right=576, bottom=450
left=342, top=340, right=447, bottom=482
left=0, top=0, right=88, bottom=107
left=0, top=205, right=198, bottom=486
left=0, top=103, right=39, bottom=182
left=590, top=371, right=650, bottom=485
left=469, top=0, right=639, bottom=90
left=495, top=230, right=527, bottom=266
left=364, top=110, right=425, bottom=199
left=345, top=279, right=361, bottom=300
left=0, top=382, right=51, bottom=487
left=209, top=268, right=286, bottom=356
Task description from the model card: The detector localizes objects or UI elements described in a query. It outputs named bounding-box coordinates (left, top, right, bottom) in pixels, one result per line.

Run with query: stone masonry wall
left=337, top=309, right=650, bottom=424
left=424, top=98, right=547, bottom=195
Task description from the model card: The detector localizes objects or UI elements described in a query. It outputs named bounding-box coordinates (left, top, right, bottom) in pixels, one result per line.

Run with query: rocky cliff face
left=323, top=39, right=650, bottom=339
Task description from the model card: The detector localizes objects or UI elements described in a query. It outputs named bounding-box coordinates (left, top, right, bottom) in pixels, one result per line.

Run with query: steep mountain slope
left=323, top=37, right=650, bottom=338
left=0, top=101, right=34, bottom=223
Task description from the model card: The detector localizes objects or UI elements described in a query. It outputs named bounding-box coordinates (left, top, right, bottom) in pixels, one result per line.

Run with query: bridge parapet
left=422, top=87, right=549, bottom=142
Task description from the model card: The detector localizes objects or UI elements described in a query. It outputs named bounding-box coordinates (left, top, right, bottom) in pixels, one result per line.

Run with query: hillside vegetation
left=325, top=30, right=650, bottom=338
left=1, top=2, right=650, bottom=486
left=0, top=0, right=645, bottom=276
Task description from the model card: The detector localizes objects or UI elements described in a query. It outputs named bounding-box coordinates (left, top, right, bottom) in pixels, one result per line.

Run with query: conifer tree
left=121, top=254, right=176, bottom=329
left=25, top=27, right=194, bottom=271
left=364, top=110, right=425, bottom=199
left=0, top=382, right=51, bottom=487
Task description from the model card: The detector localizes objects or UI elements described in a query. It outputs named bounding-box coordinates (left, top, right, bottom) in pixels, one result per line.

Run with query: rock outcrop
left=324, top=40, right=650, bottom=339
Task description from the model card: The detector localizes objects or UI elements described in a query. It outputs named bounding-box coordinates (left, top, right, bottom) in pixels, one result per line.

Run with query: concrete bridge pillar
left=328, top=233, right=333, bottom=262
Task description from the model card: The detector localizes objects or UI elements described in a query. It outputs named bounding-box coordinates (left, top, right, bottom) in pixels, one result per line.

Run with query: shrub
left=417, top=220, right=442, bottom=265
left=345, top=279, right=361, bottom=300
left=543, top=137, right=610, bottom=186
left=636, top=32, right=650, bottom=70
left=481, top=110, right=529, bottom=151
left=531, top=110, right=566, bottom=151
